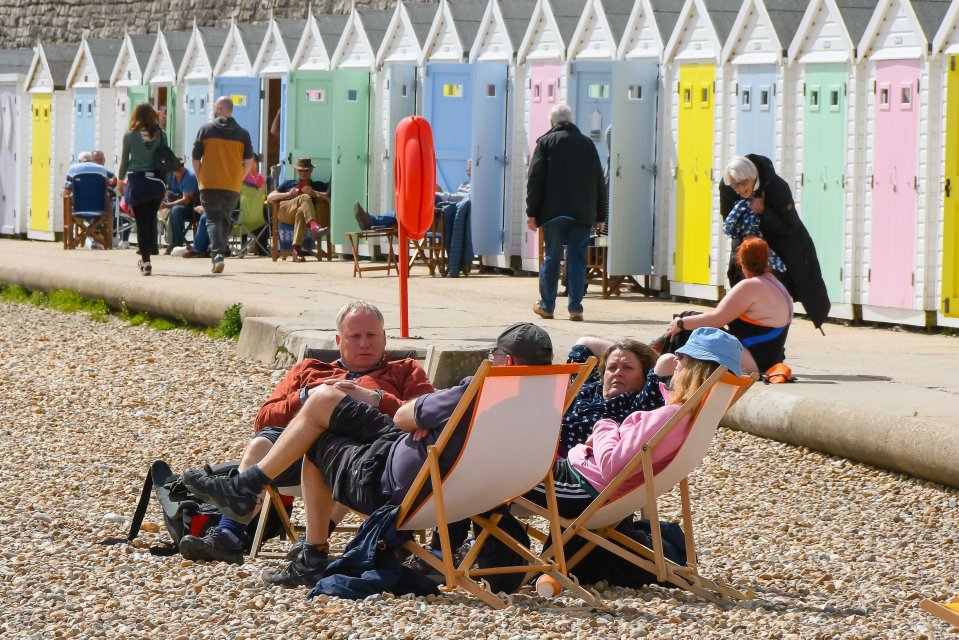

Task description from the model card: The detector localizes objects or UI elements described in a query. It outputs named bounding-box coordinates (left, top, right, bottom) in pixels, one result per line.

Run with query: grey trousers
left=199, top=189, right=240, bottom=261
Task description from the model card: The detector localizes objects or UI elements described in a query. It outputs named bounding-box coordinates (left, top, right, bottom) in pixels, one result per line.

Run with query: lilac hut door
left=870, top=59, right=919, bottom=309
left=525, top=63, right=560, bottom=260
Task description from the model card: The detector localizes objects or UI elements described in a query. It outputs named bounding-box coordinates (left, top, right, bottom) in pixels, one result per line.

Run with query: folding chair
left=394, top=358, right=601, bottom=609
left=514, top=368, right=758, bottom=606
left=248, top=346, right=436, bottom=559
left=230, top=183, right=270, bottom=257
left=922, top=598, right=959, bottom=627
left=408, top=208, right=445, bottom=276
left=63, top=173, right=112, bottom=250
left=270, top=193, right=332, bottom=262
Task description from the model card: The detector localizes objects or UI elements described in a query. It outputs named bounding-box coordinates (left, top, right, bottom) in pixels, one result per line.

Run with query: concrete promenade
left=2, top=238, right=957, bottom=487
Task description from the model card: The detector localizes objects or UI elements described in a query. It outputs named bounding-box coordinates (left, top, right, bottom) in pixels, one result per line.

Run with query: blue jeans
left=167, top=205, right=196, bottom=247
left=539, top=218, right=592, bottom=314
left=192, top=213, right=210, bottom=254
left=370, top=213, right=397, bottom=228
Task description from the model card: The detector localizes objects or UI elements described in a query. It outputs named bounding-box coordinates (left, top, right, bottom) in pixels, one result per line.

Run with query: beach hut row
left=1, top=0, right=958, bottom=329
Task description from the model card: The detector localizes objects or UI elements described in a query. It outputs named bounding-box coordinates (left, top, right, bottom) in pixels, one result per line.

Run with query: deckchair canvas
left=395, top=359, right=600, bottom=609
left=514, top=368, right=757, bottom=606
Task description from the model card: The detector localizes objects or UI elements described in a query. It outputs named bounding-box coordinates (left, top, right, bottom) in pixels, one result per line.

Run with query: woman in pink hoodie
left=524, top=327, right=743, bottom=518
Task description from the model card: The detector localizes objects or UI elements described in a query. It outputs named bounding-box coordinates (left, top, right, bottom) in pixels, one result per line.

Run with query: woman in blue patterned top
left=560, top=338, right=665, bottom=457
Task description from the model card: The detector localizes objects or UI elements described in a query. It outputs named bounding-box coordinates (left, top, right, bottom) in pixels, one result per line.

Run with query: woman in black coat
left=718, top=154, right=831, bottom=330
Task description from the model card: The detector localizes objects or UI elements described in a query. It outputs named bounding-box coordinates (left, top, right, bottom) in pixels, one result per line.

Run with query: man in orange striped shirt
left=192, top=96, right=254, bottom=274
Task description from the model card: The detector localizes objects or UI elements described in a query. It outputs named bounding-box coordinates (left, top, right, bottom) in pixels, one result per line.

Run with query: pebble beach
left=1, top=301, right=956, bottom=639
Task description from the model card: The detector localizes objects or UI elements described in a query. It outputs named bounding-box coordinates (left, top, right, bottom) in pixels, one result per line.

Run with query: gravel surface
left=1, top=301, right=956, bottom=639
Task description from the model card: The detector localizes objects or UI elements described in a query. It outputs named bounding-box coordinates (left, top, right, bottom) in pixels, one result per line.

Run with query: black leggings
left=133, top=197, right=162, bottom=260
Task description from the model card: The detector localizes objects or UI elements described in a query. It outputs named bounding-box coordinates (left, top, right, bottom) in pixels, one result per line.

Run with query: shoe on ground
left=533, top=302, right=554, bottom=320
left=117, top=240, right=130, bottom=250
left=308, top=223, right=328, bottom=242
left=181, top=467, right=259, bottom=524
left=401, top=553, right=444, bottom=583
left=569, top=311, right=584, bottom=322
left=164, top=244, right=174, bottom=256
left=138, top=260, right=152, bottom=276
left=179, top=528, right=244, bottom=565
left=182, top=247, right=206, bottom=259
left=286, top=534, right=306, bottom=562
left=354, top=202, right=373, bottom=230
left=291, top=247, right=306, bottom=263
left=262, top=547, right=331, bottom=588
left=212, top=256, right=225, bottom=274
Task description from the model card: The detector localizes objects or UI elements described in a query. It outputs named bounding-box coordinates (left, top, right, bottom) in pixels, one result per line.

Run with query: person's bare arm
left=575, top=336, right=613, bottom=357
left=666, top=281, right=754, bottom=336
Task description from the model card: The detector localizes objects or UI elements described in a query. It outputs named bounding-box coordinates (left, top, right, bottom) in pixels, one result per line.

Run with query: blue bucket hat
left=674, top=327, right=743, bottom=376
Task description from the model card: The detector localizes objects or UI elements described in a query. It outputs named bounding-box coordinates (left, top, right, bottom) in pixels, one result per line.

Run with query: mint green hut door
left=330, top=70, right=370, bottom=241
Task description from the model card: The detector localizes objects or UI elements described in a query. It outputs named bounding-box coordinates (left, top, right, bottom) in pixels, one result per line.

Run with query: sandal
left=138, top=260, right=152, bottom=276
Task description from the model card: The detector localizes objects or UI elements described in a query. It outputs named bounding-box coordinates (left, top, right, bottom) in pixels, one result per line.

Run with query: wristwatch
left=676, top=317, right=685, bottom=331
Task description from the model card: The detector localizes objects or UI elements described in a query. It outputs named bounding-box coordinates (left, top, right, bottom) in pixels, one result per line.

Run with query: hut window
left=628, top=85, right=642, bottom=101
left=829, top=90, right=839, bottom=107
left=487, top=84, right=496, bottom=97
left=683, top=87, right=691, bottom=104
left=533, top=83, right=541, bottom=100
left=306, top=89, right=326, bottom=102
left=547, top=83, right=555, bottom=99
left=76, top=102, right=82, bottom=114
left=347, top=89, right=358, bottom=102
left=443, top=83, right=464, bottom=98
left=741, top=89, right=751, bottom=109
left=400, top=84, right=408, bottom=98
left=879, top=87, right=889, bottom=107
left=587, top=83, right=609, bottom=99
left=700, top=86, right=710, bottom=107
left=900, top=85, right=911, bottom=106
left=760, top=89, right=770, bottom=109
left=810, top=89, right=820, bottom=108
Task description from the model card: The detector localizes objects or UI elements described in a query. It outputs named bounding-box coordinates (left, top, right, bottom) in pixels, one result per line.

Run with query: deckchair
left=922, top=597, right=959, bottom=627
left=249, top=346, right=435, bottom=559
left=394, top=358, right=600, bottom=609
left=513, top=368, right=757, bottom=606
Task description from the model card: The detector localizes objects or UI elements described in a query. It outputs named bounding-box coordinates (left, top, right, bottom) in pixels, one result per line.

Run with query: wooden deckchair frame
left=922, top=598, right=959, bottom=627
left=394, top=358, right=600, bottom=609
left=514, top=368, right=757, bottom=606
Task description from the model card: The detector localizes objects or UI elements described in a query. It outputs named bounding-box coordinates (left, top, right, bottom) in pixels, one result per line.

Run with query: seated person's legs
left=353, top=202, right=397, bottom=230
left=168, top=205, right=195, bottom=249
left=183, top=213, right=210, bottom=258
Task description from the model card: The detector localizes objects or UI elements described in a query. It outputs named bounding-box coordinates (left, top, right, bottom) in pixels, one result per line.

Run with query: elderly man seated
left=177, top=301, right=434, bottom=565
left=184, top=323, right=553, bottom=588
left=267, top=157, right=329, bottom=262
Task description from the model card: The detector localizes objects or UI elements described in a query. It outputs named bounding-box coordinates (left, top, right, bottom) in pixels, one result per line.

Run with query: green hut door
left=330, top=70, right=370, bottom=240
left=284, top=71, right=334, bottom=182
left=801, top=64, right=846, bottom=302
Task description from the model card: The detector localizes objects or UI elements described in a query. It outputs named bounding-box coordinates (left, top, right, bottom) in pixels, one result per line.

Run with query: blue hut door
left=386, top=63, right=417, bottom=210
left=570, top=61, right=613, bottom=168
left=608, top=60, right=658, bottom=276
left=183, top=84, right=210, bottom=159
left=72, top=89, right=97, bottom=161
left=284, top=71, right=334, bottom=183
left=330, top=70, right=371, bottom=239
left=735, top=65, right=776, bottom=158
left=470, top=62, right=508, bottom=256
left=424, top=63, right=473, bottom=192
left=215, top=76, right=262, bottom=155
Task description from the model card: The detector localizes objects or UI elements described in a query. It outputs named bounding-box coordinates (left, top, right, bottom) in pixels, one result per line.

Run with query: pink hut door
left=526, top=63, right=560, bottom=260
left=870, top=59, right=920, bottom=309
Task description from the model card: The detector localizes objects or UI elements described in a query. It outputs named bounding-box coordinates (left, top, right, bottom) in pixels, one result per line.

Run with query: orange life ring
left=393, top=116, right=436, bottom=240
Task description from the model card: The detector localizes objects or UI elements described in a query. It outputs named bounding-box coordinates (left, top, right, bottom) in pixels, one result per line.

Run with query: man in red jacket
left=179, top=301, right=434, bottom=565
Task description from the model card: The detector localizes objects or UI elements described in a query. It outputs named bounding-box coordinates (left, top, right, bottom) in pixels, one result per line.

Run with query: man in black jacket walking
left=526, top=103, right=606, bottom=322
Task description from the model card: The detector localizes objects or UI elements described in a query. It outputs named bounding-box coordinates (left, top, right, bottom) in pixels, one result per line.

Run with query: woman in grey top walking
left=118, top=102, right=168, bottom=276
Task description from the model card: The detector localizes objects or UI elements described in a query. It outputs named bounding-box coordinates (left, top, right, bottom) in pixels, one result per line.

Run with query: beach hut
left=109, top=33, right=155, bottom=168
left=659, top=0, right=736, bottom=300
left=933, top=0, right=959, bottom=328
left=0, top=49, right=34, bottom=235
left=282, top=11, right=348, bottom=183
left=178, top=23, right=229, bottom=158
left=327, top=6, right=392, bottom=240
left=373, top=0, right=437, bottom=213
left=142, top=29, right=191, bottom=155
left=469, top=0, right=535, bottom=268
left=252, top=16, right=303, bottom=172
left=601, top=0, right=678, bottom=282
left=786, top=0, right=871, bottom=319
left=855, top=0, right=950, bottom=326
left=214, top=21, right=267, bottom=157
left=24, top=42, right=75, bottom=241
left=422, top=0, right=507, bottom=256
left=65, top=37, right=122, bottom=164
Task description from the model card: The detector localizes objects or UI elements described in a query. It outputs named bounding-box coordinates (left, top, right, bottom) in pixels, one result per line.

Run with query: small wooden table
left=345, top=229, right=397, bottom=277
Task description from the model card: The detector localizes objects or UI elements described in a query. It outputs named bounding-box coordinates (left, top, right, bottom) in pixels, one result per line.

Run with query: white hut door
left=386, top=64, right=417, bottom=211
left=608, top=60, right=658, bottom=276
left=0, top=88, right=14, bottom=233
left=870, top=59, right=919, bottom=309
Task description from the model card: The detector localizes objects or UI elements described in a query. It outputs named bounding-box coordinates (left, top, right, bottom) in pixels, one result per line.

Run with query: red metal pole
left=399, top=225, right=409, bottom=337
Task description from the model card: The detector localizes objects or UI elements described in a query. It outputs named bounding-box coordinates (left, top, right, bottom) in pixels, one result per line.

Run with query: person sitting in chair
left=181, top=322, right=553, bottom=587
left=176, top=301, right=434, bottom=565
left=161, top=157, right=199, bottom=254
left=267, top=157, right=329, bottom=262
left=353, top=160, right=471, bottom=231
left=523, top=327, right=743, bottom=519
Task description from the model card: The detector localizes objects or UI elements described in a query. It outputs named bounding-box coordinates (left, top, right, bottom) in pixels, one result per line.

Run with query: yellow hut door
left=943, top=55, right=959, bottom=317
left=675, top=64, right=715, bottom=285
left=29, top=93, right=51, bottom=233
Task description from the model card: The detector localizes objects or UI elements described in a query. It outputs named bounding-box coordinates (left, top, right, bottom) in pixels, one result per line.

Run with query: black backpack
left=127, top=459, right=291, bottom=555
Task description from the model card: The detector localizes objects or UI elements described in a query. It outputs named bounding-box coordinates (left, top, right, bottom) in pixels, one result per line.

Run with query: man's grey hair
left=548, top=103, right=573, bottom=126
left=335, top=301, right=385, bottom=332
left=77, top=151, right=93, bottom=163
left=724, top=156, right=758, bottom=186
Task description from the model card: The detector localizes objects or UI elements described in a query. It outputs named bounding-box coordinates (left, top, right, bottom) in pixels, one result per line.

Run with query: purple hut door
left=869, top=59, right=919, bottom=309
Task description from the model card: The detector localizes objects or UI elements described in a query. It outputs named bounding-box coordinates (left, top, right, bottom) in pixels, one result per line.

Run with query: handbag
left=153, top=131, right=179, bottom=175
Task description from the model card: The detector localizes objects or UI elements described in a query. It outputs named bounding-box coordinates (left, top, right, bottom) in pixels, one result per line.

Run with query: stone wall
left=0, top=0, right=403, bottom=50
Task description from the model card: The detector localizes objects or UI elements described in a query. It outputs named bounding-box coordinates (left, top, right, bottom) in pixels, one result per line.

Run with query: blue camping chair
left=63, top=172, right=112, bottom=250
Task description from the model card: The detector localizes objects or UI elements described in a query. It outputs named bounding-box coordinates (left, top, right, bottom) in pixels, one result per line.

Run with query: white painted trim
left=110, top=34, right=142, bottom=88
left=787, top=0, right=856, bottom=65
left=291, top=13, right=332, bottom=71
left=567, top=0, right=617, bottom=62
left=253, top=19, right=291, bottom=76
left=518, top=0, right=566, bottom=65
left=720, top=0, right=783, bottom=66
left=470, top=0, right=514, bottom=63
left=214, top=21, right=254, bottom=78
left=933, top=0, right=959, bottom=55
left=616, top=0, right=664, bottom=62
left=377, top=1, right=425, bottom=67
left=66, top=39, right=96, bottom=90
left=419, top=0, right=465, bottom=65
left=663, top=0, right=722, bottom=65
left=858, top=0, right=927, bottom=62
left=331, top=8, right=377, bottom=70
